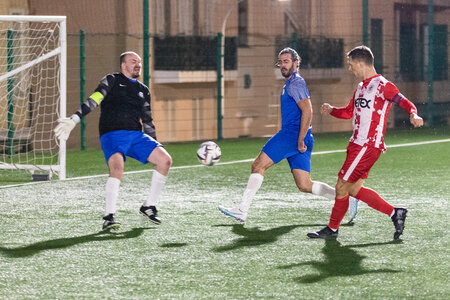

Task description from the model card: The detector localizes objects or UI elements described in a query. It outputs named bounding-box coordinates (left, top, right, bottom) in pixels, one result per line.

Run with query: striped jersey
left=331, top=74, right=417, bottom=151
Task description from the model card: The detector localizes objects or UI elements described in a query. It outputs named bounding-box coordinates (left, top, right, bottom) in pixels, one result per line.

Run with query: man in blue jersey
left=54, top=51, right=171, bottom=230
left=218, top=47, right=358, bottom=223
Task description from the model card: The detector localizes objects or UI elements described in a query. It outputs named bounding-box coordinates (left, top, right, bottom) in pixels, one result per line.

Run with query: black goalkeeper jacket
left=74, top=72, right=156, bottom=139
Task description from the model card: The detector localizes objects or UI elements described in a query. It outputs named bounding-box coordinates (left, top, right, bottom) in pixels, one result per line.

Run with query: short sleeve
left=287, top=78, right=310, bottom=103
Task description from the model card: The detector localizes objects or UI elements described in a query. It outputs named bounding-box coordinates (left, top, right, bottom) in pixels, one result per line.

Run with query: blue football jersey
left=280, top=72, right=311, bottom=131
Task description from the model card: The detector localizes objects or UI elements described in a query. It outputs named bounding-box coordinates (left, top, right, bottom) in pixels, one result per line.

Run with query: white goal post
left=0, top=15, right=67, bottom=180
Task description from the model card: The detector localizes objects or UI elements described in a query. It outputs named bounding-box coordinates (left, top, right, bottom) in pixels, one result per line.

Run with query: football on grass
left=197, top=141, right=221, bottom=166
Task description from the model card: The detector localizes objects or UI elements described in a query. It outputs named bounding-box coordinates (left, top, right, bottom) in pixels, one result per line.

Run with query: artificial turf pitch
left=0, top=127, right=449, bottom=299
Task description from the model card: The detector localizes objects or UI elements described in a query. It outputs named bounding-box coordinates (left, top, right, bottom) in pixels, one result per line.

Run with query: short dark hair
left=278, top=47, right=301, bottom=64
left=347, top=45, right=374, bottom=66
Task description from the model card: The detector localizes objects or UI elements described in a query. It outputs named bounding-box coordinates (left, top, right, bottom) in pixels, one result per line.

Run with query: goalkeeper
left=54, top=51, right=172, bottom=230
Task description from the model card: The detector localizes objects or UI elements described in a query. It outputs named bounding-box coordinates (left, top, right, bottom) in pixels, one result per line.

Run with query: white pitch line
left=1, top=138, right=449, bottom=188
left=385, top=138, right=450, bottom=148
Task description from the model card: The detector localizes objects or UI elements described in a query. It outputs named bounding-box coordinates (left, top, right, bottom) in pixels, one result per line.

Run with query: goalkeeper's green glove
left=54, top=114, right=80, bottom=141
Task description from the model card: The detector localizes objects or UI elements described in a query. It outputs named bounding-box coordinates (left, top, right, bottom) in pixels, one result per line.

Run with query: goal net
left=0, top=15, right=66, bottom=181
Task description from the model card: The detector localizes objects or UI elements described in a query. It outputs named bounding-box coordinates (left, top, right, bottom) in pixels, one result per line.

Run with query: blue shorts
left=261, top=128, right=314, bottom=172
left=100, top=130, right=161, bottom=164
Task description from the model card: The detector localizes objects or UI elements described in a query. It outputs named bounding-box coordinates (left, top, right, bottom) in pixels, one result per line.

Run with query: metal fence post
left=79, top=30, right=86, bottom=150
left=216, top=32, right=223, bottom=140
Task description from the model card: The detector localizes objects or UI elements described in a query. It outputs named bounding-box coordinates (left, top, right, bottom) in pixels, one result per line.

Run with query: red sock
left=328, top=195, right=349, bottom=229
left=355, top=187, right=394, bottom=216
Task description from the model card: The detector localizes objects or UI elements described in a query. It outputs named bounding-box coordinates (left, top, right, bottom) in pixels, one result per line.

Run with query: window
left=399, top=22, right=418, bottom=81
left=238, top=0, right=248, bottom=46
left=275, top=36, right=344, bottom=69
left=155, top=0, right=171, bottom=36
left=154, top=36, right=237, bottom=71
left=284, top=12, right=296, bottom=36
left=397, top=3, right=448, bottom=81
left=164, top=0, right=171, bottom=35
left=193, top=0, right=199, bottom=36
left=178, top=0, right=194, bottom=35
left=370, top=19, right=383, bottom=74
left=421, top=24, right=448, bottom=81
left=204, top=0, right=214, bottom=36
left=400, top=22, right=448, bottom=81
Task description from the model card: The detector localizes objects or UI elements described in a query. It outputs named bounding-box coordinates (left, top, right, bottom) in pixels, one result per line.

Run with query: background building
left=2, top=0, right=449, bottom=148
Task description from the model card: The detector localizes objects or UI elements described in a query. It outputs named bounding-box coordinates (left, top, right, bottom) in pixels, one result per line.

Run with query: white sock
left=143, top=170, right=167, bottom=207
left=239, top=173, right=264, bottom=212
left=105, top=177, right=120, bottom=215
left=312, top=181, right=358, bottom=208
left=312, top=181, right=336, bottom=200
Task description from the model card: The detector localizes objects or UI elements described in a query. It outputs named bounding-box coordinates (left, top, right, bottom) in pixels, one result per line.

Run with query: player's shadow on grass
left=160, top=242, right=188, bottom=248
left=0, top=228, right=146, bottom=258
left=212, top=224, right=322, bottom=252
left=279, top=239, right=402, bottom=283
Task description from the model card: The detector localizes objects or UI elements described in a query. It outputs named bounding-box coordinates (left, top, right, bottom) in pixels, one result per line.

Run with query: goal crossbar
left=0, top=47, right=61, bottom=83
left=0, top=15, right=66, bottom=22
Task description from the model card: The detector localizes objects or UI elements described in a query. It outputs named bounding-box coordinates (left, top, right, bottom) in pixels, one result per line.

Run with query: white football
left=197, top=141, right=221, bottom=166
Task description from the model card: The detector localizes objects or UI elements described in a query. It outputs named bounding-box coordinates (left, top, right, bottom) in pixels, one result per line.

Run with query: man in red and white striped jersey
left=308, top=45, right=423, bottom=240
